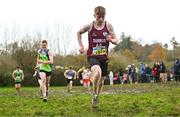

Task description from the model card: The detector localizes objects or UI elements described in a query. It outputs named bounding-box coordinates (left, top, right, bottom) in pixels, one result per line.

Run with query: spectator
left=140, top=63, right=146, bottom=83
left=126, top=65, right=132, bottom=84
left=170, top=72, right=175, bottom=81
left=114, top=73, right=119, bottom=84
left=159, top=61, right=166, bottom=83
left=118, top=66, right=123, bottom=84
left=145, top=64, right=152, bottom=83
left=166, top=70, right=171, bottom=82
left=109, top=71, right=114, bottom=85
left=122, top=72, right=128, bottom=84
left=152, top=63, right=159, bottom=83
left=131, top=64, right=138, bottom=84
left=174, top=58, right=180, bottom=82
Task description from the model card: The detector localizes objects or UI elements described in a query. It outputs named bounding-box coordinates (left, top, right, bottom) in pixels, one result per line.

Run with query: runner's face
left=42, top=43, right=47, bottom=50
left=95, top=14, right=105, bottom=24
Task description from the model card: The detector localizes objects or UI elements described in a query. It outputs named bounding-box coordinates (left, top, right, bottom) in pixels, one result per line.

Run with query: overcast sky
left=0, top=0, right=180, bottom=50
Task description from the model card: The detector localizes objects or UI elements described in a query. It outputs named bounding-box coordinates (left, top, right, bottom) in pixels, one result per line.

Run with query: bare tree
left=3, top=26, right=9, bottom=54
left=54, top=23, right=73, bottom=55
left=54, top=24, right=61, bottom=54
left=11, top=22, right=18, bottom=42
left=170, top=37, right=178, bottom=60
left=62, top=24, right=72, bottom=55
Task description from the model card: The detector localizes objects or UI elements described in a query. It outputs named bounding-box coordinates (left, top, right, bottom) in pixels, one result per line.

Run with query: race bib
left=92, top=45, right=107, bottom=55
left=67, top=76, right=73, bottom=79
left=15, top=76, right=21, bottom=82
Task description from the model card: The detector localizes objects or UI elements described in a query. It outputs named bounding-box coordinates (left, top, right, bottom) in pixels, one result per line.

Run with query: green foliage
left=113, top=33, right=155, bottom=62
left=109, top=51, right=139, bottom=72
left=0, top=55, right=17, bottom=86
left=114, top=32, right=133, bottom=52
left=56, top=54, right=87, bottom=70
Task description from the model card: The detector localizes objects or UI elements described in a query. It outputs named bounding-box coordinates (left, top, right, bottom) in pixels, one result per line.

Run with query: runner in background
left=12, top=66, right=24, bottom=95
left=64, top=66, right=76, bottom=93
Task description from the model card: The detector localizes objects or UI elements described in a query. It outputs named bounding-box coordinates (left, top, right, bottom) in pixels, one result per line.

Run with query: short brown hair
left=42, top=40, right=47, bottom=44
left=94, top=6, right=106, bottom=15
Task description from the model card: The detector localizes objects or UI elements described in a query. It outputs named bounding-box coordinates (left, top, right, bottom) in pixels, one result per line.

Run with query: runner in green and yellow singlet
left=12, top=66, right=24, bottom=94
left=36, top=40, right=53, bottom=102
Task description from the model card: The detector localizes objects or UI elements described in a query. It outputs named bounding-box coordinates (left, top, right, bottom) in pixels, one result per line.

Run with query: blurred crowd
left=107, top=58, right=180, bottom=85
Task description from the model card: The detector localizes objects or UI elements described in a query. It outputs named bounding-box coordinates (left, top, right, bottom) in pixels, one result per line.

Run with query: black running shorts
left=87, top=57, right=108, bottom=76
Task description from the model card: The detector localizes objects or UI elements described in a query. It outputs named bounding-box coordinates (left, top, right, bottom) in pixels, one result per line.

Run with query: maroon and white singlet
left=87, top=21, right=110, bottom=60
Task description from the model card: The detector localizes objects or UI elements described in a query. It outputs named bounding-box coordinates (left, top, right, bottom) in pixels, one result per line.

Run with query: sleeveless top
left=38, top=49, right=52, bottom=72
left=14, top=70, right=23, bottom=82
left=66, top=70, right=75, bottom=79
left=87, top=21, right=110, bottom=60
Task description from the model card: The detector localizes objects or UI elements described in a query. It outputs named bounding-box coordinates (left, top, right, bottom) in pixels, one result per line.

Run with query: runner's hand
left=80, top=80, right=83, bottom=84
left=79, top=45, right=84, bottom=54
left=106, top=35, right=112, bottom=42
left=37, top=60, right=43, bottom=64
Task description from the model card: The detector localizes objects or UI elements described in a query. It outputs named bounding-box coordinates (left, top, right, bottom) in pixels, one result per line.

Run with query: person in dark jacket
left=118, top=66, right=123, bottom=84
left=140, top=63, right=146, bottom=83
left=174, top=58, right=180, bottom=82
left=131, top=64, right=138, bottom=84
left=159, top=61, right=166, bottom=83
left=145, top=64, right=152, bottom=83
left=127, top=65, right=132, bottom=84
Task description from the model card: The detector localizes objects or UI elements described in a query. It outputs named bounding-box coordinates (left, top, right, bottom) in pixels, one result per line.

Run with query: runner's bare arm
left=33, top=70, right=37, bottom=77
left=21, top=70, right=24, bottom=80
left=74, top=71, right=77, bottom=80
left=64, top=70, right=67, bottom=78
left=77, top=67, right=84, bottom=79
left=107, top=23, right=118, bottom=44
left=76, top=70, right=81, bottom=79
left=12, top=71, right=15, bottom=80
left=77, top=24, right=91, bottom=53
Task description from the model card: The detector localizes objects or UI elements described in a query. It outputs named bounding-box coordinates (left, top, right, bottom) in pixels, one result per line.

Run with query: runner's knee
left=91, top=65, right=102, bottom=79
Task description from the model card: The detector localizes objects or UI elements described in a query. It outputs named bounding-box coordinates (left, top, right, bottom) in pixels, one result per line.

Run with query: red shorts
left=83, top=79, right=90, bottom=84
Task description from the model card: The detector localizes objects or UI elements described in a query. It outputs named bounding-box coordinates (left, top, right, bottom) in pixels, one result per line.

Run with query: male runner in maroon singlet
left=77, top=6, right=118, bottom=107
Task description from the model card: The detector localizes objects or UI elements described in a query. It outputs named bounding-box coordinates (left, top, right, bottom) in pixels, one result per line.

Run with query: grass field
left=0, top=83, right=180, bottom=116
